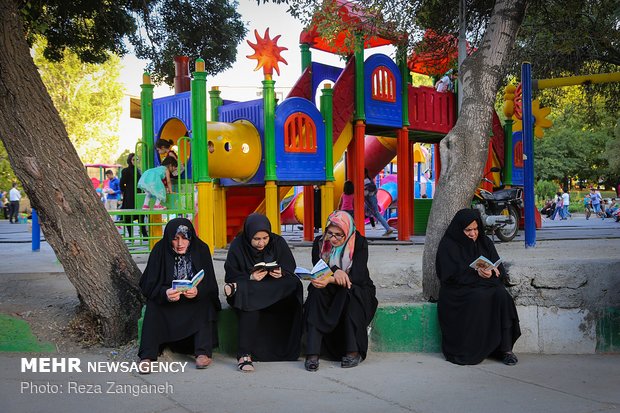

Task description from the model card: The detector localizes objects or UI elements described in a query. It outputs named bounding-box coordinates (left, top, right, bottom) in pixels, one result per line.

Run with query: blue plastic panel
left=275, top=97, right=326, bottom=183
left=311, top=62, right=344, bottom=101
left=153, top=92, right=193, bottom=175
left=364, top=54, right=402, bottom=128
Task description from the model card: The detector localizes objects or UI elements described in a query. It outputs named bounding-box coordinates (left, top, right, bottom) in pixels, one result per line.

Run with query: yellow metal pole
left=196, top=181, right=215, bottom=246
left=534, top=72, right=620, bottom=90
left=321, top=181, right=334, bottom=230
left=213, top=183, right=228, bottom=248
left=265, top=181, right=280, bottom=234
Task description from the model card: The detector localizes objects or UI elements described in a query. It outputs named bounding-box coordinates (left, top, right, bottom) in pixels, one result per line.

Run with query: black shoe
left=304, top=356, right=319, bottom=372
left=341, top=353, right=361, bottom=368
left=502, top=352, right=518, bottom=366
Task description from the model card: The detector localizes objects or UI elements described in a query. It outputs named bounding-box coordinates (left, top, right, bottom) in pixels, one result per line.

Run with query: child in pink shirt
left=338, top=180, right=354, bottom=218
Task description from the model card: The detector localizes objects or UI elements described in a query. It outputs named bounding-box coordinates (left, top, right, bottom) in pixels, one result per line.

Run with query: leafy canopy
left=33, top=39, right=124, bottom=164
left=21, top=0, right=247, bottom=85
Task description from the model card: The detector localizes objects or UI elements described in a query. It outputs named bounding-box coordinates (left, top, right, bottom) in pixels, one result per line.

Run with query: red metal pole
left=353, top=121, right=366, bottom=235
left=303, top=186, right=315, bottom=241
left=397, top=128, right=410, bottom=240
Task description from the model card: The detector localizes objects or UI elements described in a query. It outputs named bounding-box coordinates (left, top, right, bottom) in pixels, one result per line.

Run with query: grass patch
left=0, top=313, right=55, bottom=352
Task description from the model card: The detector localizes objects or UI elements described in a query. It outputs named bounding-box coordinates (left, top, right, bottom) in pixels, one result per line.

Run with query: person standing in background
left=104, top=169, right=121, bottom=211
left=8, top=182, right=21, bottom=224
left=561, top=189, right=571, bottom=220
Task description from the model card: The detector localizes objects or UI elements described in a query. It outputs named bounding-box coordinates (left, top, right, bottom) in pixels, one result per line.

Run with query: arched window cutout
left=284, top=113, right=317, bottom=153
left=514, top=141, right=524, bottom=167
left=371, top=66, right=396, bottom=102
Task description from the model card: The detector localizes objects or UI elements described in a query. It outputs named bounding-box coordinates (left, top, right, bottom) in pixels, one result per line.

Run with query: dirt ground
left=1, top=236, right=618, bottom=355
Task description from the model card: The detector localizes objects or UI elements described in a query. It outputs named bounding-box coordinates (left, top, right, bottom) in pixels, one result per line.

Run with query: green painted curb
left=596, top=307, right=620, bottom=353
left=370, top=303, right=441, bottom=352
left=0, top=314, right=55, bottom=353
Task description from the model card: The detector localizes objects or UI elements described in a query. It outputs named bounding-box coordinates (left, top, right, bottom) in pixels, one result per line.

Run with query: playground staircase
left=224, top=186, right=268, bottom=241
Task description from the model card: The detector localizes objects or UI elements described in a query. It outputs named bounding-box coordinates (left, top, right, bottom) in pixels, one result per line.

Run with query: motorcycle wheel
left=495, top=205, right=519, bottom=242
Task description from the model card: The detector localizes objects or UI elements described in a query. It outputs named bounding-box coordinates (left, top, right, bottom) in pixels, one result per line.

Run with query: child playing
left=138, top=156, right=177, bottom=210
left=156, top=138, right=182, bottom=178
left=583, top=193, right=592, bottom=220
left=338, top=180, right=354, bottom=218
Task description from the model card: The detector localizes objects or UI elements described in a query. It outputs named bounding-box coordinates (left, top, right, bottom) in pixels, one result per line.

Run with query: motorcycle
left=472, top=167, right=523, bottom=242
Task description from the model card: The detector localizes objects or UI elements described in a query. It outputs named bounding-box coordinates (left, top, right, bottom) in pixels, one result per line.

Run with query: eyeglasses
left=325, top=230, right=345, bottom=240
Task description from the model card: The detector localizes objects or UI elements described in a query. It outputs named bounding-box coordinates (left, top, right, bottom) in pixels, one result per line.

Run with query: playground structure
left=120, top=0, right=558, bottom=250
left=127, top=10, right=458, bottom=247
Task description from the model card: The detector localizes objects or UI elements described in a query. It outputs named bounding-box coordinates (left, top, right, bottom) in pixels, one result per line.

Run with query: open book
left=469, top=256, right=503, bottom=271
left=295, top=259, right=334, bottom=281
left=253, top=261, right=280, bottom=272
left=172, top=269, right=204, bottom=292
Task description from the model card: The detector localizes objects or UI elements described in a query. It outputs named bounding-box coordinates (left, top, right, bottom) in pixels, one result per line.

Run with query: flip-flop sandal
left=224, top=283, right=237, bottom=298
left=237, top=355, right=254, bottom=372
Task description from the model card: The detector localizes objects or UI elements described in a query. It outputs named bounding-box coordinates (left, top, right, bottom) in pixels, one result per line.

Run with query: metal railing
left=108, top=138, right=194, bottom=254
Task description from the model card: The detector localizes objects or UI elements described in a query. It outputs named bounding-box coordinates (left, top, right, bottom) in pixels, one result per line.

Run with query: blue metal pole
left=521, top=63, right=536, bottom=248
left=32, top=208, right=40, bottom=251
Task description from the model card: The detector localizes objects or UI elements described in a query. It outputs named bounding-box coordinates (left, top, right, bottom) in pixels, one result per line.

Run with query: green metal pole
left=263, top=79, right=277, bottom=181
left=398, top=44, right=410, bottom=127
left=192, top=59, right=210, bottom=183
left=320, top=85, right=334, bottom=182
left=354, top=33, right=365, bottom=121
left=300, top=44, right=312, bottom=73
left=208, top=86, right=222, bottom=122
left=140, top=72, right=155, bottom=171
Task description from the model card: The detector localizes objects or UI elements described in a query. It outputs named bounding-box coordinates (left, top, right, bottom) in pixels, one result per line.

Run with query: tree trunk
left=0, top=0, right=143, bottom=345
left=422, top=0, right=528, bottom=300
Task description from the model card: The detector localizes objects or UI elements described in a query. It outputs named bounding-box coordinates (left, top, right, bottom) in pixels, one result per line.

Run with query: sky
left=116, top=0, right=397, bottom=157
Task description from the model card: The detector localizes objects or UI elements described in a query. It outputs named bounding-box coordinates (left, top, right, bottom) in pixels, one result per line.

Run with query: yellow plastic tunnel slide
left=159, top=118, right=262, bottom=181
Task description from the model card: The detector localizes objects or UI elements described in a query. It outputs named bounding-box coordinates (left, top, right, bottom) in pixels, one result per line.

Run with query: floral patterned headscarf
left=320, top=210, right=356, bottom=272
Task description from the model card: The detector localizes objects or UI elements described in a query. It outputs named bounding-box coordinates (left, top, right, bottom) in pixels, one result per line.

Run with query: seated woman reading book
left=436, top=208, right=521, bottom=366
left=138, top=218, right=221, bottom=372
left=224, top=213, right=303, bottom=372
left=303, top=210, right=378, bottom=372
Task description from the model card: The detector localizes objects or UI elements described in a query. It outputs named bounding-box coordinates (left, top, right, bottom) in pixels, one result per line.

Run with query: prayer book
left=469, top=256, right=503, bottom=271
left=295, top=259, right=334, bottom=281
left=253, top=261, right=280, bottom=272
left=172, top=269, right=204, bottom=292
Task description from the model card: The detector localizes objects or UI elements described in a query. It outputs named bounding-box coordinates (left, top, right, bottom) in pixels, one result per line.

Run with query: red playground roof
left=408, top=29, right=474, bottom=76
left=84, top=163, right=122, bottom=168
left=300, top=0, right=403, bottom=54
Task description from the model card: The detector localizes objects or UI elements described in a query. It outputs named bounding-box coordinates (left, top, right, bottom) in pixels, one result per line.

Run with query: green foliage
left=535, top=180, right=559, bottom=202
left=534, top=85, right=617, bottom=187
left=0, top=141, right=18, bottom=191
left=20, top=0, right=247, bottom=86
left=33, top=39, right=123, bottom=164
left=606, top=119, right=620, bottom=180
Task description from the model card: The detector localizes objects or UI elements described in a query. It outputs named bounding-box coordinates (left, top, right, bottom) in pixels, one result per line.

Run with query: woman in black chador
left=224, top=213, right=303, bottom=372
left=138, top=218, right=221, bottom=372
left=436, top=208, right=521, bottom=366
left=303, top=210, right=378, bottom=372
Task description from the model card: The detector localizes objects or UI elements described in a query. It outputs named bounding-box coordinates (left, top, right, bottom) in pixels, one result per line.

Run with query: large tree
left=271, top=0, right=618, bottom=299
left=0, top=0, right=246, bottom=345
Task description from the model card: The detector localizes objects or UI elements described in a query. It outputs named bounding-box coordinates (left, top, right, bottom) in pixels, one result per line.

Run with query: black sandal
left=502, top=352, right=518, bottom=366
left=224, top=283, right=237, bottom=298
left=237, top=355, right=254, bottom=372
left=304, top=356, right=319, bottom=372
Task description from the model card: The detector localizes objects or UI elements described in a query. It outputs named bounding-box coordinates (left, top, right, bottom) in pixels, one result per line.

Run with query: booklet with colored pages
left=295, top=259, right=334, bottom=281
left=469, top=256, right=503, bottom=271
left=253, top=261, right=280, bottom=272
left=172, top=269, right=204, bottom=292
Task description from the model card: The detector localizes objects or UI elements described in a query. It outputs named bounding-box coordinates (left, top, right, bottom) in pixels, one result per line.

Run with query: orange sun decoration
left=246, top=28, right=288, bottom=78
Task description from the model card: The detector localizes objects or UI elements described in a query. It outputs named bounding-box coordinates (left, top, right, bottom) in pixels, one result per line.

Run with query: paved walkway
left=2, top=352, right=619, bottom=413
